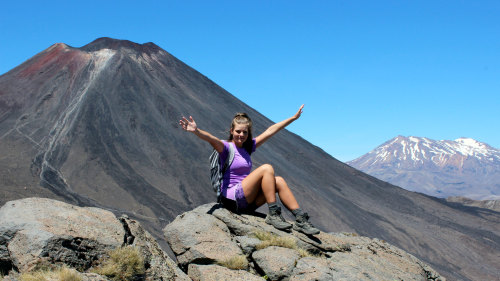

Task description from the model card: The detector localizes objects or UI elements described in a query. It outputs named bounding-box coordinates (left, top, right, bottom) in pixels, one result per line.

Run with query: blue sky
left=1, top=1, right=499, bottom=161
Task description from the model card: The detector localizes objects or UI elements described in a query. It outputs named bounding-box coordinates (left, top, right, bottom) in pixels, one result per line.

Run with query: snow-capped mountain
left=347, top=136, right=500, bottom=200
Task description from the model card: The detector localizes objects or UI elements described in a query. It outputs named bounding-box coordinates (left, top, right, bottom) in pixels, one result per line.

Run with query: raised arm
left=179, top=116, right=224, bottom=153
left=255, top=105, right=304, bottom=148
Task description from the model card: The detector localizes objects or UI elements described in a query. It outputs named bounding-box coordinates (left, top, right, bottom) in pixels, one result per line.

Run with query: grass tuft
left=19, top=266, right=82, bottom=281
left=216, top=255, right=249, bottom=270
left=253, top=231, right=313, bottom=257
left=91, top=245, right=145, bottom=281
left=255, top=235, right=297, bottom=250
left=296, top=248, right=313, bottom=258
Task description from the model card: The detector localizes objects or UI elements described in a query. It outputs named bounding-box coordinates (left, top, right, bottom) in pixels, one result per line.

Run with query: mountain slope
left=348, top=136, right=500, bottom=200
left=1, top=38, right=499, bottom=280
left=447, top=196, right=500, bottom=212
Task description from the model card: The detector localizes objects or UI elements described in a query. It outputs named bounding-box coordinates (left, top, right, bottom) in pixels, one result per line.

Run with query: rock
left=252, top=246, right=300, bottom=281
left=293, top=230, right=351, bottom=252
left=120, top=215, right=190, bottom=281
left=235, top=235, right=261, bottom=256
left=164, top=203, right=446, bottom=281
left=320, top=238, right=445, bottom=281
left=289, top=257, right=336, bottom=281
left=209, top=205, right=318, bottom=254
left=163, top=204, right=243, bottom=269
left=188, top=264, right=263, bottom=281
left=0, top=197, right=124, bottom=272
left=0, top=199, right=447, bottom=281
left=0, top=198, right=188, bottom=281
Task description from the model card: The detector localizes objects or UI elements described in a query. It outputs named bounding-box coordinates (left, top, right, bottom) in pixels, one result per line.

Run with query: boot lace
left=300, top=213, right=314, bottom=226
left=275, top=207, right=286, bottom=222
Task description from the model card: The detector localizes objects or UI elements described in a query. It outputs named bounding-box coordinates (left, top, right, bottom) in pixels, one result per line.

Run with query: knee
left=260, top=164, right=275, bottom=176
left=275, top=176, right=290, bottom=191
left=275, top=176, right=285, bottom=185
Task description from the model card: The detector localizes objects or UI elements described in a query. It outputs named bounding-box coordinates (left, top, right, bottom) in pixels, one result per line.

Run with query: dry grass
left=253, top=231, right=313, bottom=258
left=19, top=266, right=82, bottom=281
left=216, top=255, right=249, bottom=270
left=296, top=248, right=313, bottom=258
left=91, top=245, right=145, bottom=281
left=254, top=231, right=295, bottom=249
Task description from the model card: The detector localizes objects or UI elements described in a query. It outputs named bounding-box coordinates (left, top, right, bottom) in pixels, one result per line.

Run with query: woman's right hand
left=179, top=116, right=197, bottom=133
left=179, top=116, right=224, bottom=152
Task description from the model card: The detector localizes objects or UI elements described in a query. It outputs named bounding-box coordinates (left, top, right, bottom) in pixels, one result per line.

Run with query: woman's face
left=231, top=124, right=249, bottom=147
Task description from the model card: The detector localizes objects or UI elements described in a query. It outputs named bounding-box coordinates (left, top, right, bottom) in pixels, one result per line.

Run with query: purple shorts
left=226, top=182, right=249, bottom=210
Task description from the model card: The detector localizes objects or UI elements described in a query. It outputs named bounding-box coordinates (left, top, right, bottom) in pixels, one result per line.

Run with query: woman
left=179, top=105, right=319, bottom=235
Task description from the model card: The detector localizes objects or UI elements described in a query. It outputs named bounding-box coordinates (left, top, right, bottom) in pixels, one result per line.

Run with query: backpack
left=209, top=144, right=235, bottom=200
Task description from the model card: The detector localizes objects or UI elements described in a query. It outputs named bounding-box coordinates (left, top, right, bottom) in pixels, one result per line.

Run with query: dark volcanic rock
left=0, top=38, right=500, bottom=280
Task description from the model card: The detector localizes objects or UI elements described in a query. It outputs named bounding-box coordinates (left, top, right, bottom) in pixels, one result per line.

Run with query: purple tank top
left=219, top=139, right=256, bottom=198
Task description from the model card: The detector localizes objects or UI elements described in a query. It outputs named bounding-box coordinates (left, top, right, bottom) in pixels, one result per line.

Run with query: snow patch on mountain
left=348, top=136, right=500, bottom=200
left=360, top=136, right=499, bottom=167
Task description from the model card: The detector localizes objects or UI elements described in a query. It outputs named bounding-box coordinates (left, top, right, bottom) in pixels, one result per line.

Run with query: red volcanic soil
left=18, top=43, right=89, bottom=78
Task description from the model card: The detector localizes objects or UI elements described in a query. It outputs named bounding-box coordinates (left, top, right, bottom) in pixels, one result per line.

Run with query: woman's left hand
left=293, top=104, right=304, bottom=120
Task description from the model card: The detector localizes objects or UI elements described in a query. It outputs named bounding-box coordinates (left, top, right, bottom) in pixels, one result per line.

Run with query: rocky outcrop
left=0, top=198, right=445, bottom=280
left=0, top=198, right=188, bottom=280
left=0, top=198, right=124, bottom=273
left=164, top=203, right=445, bottom=281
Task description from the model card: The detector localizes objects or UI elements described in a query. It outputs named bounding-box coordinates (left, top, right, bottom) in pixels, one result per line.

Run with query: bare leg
left=241, top=164, right=277, bottom=204
left=275, top=176, right=299, bottom=211
left=241, top=164, right=300, bottom=210
left=242, top=164, right=320, bottom=234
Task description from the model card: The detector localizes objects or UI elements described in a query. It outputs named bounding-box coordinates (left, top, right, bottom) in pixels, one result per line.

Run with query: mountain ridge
left=348, top=135, right=500, bottom=200
left=1, top=38, right=499, bottom=280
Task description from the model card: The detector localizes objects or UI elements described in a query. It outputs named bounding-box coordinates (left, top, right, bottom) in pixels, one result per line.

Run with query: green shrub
left=217, top=255, right=249, bottom=270
left=91, top=245, right=145, bottom=281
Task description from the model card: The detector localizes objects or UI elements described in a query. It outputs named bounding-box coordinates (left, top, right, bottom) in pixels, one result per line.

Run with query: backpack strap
left=218, top=143, right=235, bottom=202
left=222, top=143, right=235, bottom=174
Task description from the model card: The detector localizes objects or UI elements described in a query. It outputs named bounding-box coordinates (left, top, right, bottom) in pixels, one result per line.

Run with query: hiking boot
left=265, top=207, right=292, bottom=230
left=293, top=212, right=320, bottom=235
